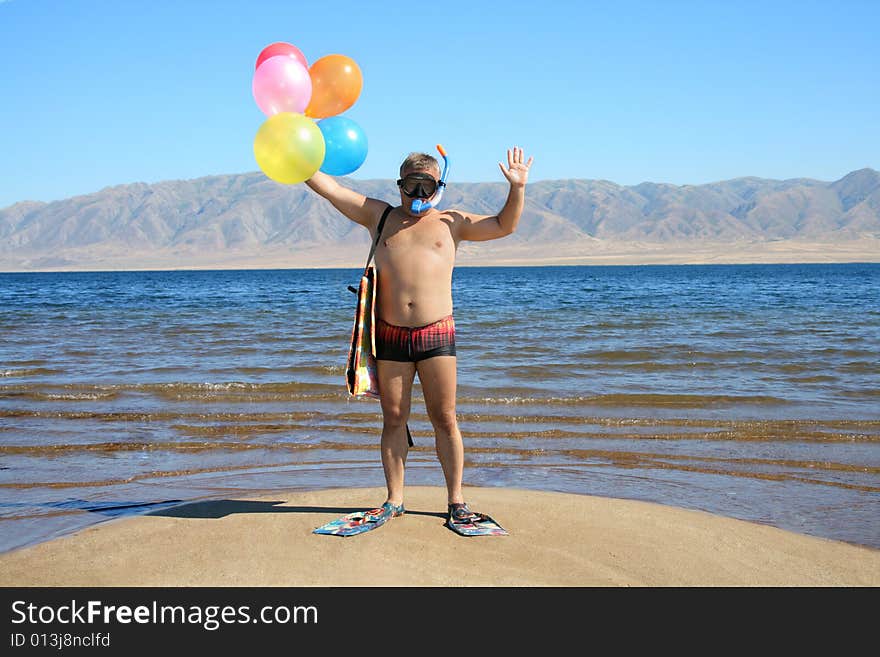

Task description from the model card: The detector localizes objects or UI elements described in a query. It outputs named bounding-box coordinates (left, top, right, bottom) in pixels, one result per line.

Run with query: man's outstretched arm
left=456, top=147, right=534, bottom=242
left=305, top=171, right=386, bottom=229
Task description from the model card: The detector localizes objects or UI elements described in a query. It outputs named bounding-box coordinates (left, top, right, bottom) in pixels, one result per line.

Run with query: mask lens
left=399, top=174, right=437, bottom=198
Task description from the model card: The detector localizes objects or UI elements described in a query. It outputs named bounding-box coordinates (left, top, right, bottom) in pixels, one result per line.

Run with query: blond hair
left=399, top=152, right=440, bottom=177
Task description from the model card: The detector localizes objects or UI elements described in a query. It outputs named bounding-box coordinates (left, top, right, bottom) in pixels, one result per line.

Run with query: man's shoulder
left=361, top=198, right=397, bottom=224
left=437, top=208, right=470, bottom=222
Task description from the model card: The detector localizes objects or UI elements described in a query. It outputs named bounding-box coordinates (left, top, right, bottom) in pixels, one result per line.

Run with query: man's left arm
left=456, top=147, right=534, bottom=242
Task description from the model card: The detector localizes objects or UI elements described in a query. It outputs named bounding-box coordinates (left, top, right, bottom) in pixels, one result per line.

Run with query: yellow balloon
left=253, top=112, right=325, bottom=184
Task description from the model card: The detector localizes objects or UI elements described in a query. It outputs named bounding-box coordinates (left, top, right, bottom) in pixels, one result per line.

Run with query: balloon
left=252, top=55, right=312, bottom=116
left=255, top=41, right=308, bottom=71
left=305, top=54, right=363, bottom=119
left=318, top=116, right=368, bottom=176
left=253, top=112, right=325, bottom=184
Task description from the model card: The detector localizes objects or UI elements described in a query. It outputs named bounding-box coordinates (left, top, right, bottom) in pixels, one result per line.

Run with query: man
left=305, top=146, right=533, bottom=529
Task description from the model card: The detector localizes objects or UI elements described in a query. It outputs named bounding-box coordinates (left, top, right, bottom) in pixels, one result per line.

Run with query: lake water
left=1, top=263, right=878, bottom=552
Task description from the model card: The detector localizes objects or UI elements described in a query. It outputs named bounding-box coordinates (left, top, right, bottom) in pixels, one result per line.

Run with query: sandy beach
left=1, top=487, right=877, bottom=587
left=5, top=238, right=879, bottom=273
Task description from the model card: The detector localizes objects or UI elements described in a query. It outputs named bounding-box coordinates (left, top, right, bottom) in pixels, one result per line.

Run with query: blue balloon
left=318, top=116, right=368, bottom=176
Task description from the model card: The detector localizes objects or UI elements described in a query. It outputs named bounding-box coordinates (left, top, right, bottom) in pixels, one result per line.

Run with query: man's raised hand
left=498, top=147, right=534, bottom=187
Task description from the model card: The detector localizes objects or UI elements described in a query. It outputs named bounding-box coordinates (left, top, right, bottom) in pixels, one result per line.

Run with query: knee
left=430, top=408, right=459, bottom=436
left=382, top=406, right=409, bottom=430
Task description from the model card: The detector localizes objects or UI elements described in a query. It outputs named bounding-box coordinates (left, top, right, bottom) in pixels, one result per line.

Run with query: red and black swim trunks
left=375, top=315, right=456, bottom=362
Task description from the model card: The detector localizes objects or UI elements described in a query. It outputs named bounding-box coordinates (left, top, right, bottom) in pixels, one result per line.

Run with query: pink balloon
left=252, top=55, right=312, bottom=116
left=255, top=41, right=308, bottom=71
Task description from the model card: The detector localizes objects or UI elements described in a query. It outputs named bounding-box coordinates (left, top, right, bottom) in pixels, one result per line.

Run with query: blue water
left=1, top=263, right=878, bottom=551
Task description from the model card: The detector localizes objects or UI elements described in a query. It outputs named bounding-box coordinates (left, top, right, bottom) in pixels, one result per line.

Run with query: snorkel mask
left=397, top=144, right=450, bottom=214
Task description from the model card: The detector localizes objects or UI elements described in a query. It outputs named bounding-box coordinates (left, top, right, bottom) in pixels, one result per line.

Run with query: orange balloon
left=305, top=54, right=363, bottom=119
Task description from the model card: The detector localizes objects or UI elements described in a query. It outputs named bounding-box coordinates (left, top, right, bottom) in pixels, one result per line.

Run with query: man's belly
left=375, top=260, right=453, bottom=327
left=377, top=291, right=453, bottom=327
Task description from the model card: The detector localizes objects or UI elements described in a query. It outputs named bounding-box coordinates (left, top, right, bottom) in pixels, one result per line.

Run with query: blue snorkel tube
left=410, top=144, right=449, bottom=214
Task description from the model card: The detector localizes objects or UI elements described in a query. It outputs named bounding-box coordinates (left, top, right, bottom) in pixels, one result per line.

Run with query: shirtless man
left=305, top=146, right=533, bottom=529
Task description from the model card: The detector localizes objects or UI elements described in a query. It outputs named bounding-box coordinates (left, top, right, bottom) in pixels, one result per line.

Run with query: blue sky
left=1, top=0, right=878, bottom=208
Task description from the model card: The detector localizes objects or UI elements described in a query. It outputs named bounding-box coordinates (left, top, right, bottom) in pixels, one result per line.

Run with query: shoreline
left=2, top=487, right=878, bottom=587
left=2, top=240, right=878, bottom=273
left=2, top=257, right=878, bottom=275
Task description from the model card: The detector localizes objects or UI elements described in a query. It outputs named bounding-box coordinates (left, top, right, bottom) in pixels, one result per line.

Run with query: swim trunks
left=375, top=315, right=456, bottom=362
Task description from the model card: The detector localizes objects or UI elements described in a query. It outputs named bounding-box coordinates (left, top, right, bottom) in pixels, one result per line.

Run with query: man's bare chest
left=378, top=215, right=455, bottom=254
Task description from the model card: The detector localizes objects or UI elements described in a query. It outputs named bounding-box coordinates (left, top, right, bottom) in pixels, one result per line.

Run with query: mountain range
left=1, top=168, right=878, bottom=271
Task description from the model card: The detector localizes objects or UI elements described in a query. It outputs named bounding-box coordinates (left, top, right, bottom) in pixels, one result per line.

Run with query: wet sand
left=1, top=487, right=878, bottom=586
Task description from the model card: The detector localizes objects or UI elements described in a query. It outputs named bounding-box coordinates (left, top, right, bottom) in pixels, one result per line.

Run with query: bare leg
left=416, top=356, right=464, bottom=505
left=376, top=359, right=416, bottom=506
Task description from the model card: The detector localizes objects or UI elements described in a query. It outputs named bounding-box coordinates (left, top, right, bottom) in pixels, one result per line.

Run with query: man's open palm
left=499, top=147, right=534, bottom=186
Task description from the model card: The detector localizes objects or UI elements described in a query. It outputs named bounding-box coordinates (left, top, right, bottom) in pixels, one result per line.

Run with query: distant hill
left=1, top=168, right=878, bottom=271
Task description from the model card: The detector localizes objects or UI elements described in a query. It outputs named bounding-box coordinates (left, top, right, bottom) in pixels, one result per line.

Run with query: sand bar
left=1, top=487, right=877, bottom=587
